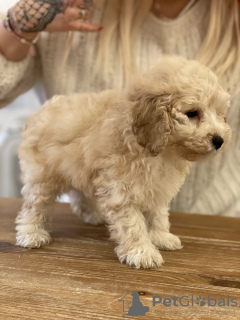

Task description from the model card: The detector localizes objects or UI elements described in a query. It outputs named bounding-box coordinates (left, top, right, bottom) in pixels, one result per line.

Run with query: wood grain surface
left=0, top=197, right=239, bottom=320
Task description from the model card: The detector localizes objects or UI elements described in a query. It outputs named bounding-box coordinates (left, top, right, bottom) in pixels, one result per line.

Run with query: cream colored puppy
left=16, top=56, right=231, bottom=269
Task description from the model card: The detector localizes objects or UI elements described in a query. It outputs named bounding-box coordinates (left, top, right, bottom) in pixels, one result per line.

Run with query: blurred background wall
left=0, top=85, right=46, bottom=197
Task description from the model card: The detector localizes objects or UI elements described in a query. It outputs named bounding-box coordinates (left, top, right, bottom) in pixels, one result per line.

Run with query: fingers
left=45, top=6, right=102, bottom=33
left=38, top=0, right=101, bottom=33
left=68, top=20, right=103, bottom=32
left=61, top=6, right=103, bottom=32
left=65, top=7, right=92, bottom=21
left=78, top=8, right=90, bottom=20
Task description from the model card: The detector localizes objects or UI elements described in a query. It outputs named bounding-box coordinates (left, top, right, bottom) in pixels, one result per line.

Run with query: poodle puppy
left=16, top=56, right=231, bottom=269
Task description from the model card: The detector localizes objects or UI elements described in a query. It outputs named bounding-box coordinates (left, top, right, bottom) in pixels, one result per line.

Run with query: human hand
left=7, top=0, right=102, bottom=34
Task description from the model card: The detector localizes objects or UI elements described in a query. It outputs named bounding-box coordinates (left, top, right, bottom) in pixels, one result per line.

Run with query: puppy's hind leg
left=16, top=182, right=57, bottom=248
left=69, top=190, right=105, bottom=225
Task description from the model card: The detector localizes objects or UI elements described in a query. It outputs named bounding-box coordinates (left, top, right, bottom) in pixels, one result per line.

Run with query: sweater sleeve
left=0, top=13, right=41, bottom=108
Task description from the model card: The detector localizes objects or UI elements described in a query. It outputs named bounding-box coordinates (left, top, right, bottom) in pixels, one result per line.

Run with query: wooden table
left=0, top=197, right=239, bottom=320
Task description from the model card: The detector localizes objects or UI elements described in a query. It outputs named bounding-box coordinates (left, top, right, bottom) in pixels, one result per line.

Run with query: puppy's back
left=19, top=90, right=119, bottom=182
left=22, top=90, right=117, bottom=144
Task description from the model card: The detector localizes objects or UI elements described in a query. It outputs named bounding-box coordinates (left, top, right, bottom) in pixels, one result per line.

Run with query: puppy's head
left=128, top=56, right=231, bottom=160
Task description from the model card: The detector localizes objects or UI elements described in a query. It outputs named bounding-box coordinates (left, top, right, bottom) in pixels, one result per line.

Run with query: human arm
left=0, top=0, right=101, bottom=62
left=0, top=0, right=102, bottom=107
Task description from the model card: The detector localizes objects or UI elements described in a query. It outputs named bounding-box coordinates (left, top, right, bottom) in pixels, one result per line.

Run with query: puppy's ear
left=131, top=94, right=172, bottom=157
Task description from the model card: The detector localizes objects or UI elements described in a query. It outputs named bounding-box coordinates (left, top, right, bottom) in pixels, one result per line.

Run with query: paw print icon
left=196, top=296, right=206, bottom=307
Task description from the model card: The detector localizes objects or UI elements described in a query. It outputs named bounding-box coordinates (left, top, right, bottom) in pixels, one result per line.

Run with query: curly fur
left=16, top=56, right=231, bottom=269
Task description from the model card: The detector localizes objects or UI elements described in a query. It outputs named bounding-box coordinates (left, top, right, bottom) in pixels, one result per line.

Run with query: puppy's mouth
left=187, top=149, right=219, bottom=161
left=173, top=143, right=222, bottom=162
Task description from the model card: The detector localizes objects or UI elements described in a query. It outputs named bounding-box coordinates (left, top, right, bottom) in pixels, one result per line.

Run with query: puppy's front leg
left=16, top=182, right=57, bottom=248
left=147, top=207, right=182, bottom=251
left=97, top=194, right=164, bottom=268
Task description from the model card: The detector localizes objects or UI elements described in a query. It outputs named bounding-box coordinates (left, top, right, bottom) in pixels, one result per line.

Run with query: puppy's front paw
left=150, top=231, right=183, bottom=251
left=115, top=244, right=164, bottom=269
left=16, top=228, right=51, bottom=248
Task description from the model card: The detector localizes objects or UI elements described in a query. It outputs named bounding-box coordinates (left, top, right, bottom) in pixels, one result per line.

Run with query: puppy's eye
left=186, top=110, right=198, bottom=118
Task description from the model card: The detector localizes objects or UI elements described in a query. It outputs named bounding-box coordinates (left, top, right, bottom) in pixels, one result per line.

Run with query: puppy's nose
left=212, top=135, right=224, bottom=150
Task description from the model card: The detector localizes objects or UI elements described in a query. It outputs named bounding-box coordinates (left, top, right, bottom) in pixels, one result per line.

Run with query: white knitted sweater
left=0, top=0, right=239, bottom=216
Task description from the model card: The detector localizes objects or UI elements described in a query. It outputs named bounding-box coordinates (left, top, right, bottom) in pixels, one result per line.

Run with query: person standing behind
left=0, top=0, right=240, bottom=216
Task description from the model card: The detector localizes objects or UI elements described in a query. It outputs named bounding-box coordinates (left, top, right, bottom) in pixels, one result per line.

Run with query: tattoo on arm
left=8, top=0, right=68, bottom=33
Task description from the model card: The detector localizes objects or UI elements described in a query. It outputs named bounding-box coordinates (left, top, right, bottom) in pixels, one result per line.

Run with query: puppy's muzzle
left=212, top=135, right=224, bottom=150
